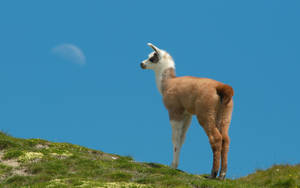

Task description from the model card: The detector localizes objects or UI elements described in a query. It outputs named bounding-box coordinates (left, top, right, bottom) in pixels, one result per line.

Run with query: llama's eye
left=149, top=53, right=159, bottom=63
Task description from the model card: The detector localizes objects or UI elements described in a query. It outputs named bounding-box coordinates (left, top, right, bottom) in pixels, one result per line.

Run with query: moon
left=52, top=44, right=86, bottom=66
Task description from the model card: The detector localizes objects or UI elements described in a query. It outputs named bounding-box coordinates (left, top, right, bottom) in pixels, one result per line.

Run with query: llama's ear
left=147, top=43, right=160, bottom=54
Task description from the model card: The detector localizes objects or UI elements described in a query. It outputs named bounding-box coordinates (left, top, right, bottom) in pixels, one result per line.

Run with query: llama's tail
left=216, top=84, right=234, bottom=131
left=216, top=84, right=234, bottom=105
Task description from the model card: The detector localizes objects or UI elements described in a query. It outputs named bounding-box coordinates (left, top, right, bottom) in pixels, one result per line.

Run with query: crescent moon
left=52, top=44, right=86, bottom=65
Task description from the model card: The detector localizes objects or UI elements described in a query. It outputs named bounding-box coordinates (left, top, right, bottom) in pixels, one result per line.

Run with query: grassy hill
left=0, top=131, right=299, bottom=188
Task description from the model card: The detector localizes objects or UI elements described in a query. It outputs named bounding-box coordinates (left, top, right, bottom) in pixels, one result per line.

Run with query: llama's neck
left=154, top=66, right=176, bottom=95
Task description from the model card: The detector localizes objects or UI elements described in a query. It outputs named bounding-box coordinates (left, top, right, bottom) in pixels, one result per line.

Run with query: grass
left=0, top=131, right=299, bottom=187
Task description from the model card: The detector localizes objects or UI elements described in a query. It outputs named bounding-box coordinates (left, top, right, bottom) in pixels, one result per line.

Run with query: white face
left=140, top=43, right=174, bottom=71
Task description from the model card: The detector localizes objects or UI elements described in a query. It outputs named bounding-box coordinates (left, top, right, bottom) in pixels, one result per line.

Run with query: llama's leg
left=198, top=117, right=222, bottom=179
left=208, top=127, right=222, bottom=179
left=219, top=128, right=230, bottom=180
left=179, top=113, right=192, bottom=148
left=218, top=103, right=233, bottom=180
left=170, top=120, right=182, bottom=169
left=170, top=113, right=192, bottom=169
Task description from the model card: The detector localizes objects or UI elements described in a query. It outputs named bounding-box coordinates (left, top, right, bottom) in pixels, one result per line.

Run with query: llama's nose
left=140, top=63, right=146, bottom=69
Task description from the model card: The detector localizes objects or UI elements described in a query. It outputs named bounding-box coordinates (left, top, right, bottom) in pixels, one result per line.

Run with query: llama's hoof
left=170, top=163, right=178, bottom=169
left=218, top=173, right=226, bottom=180
left=204, top=175, right=216, bottom=179
left=206, top=175, right=217, bottom=179
left=205, top=171, right=218, bottom=179
left=218, top=176, right=226, bottom=180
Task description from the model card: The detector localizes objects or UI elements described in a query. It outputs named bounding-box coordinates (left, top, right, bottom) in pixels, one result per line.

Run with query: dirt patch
left=35, top=144, right=49, bottom=150
left=0, top=151, right=30, bottom=177
left=88, top=150, right=119, bottom=161
left=0, top=151, right=19, bottom=167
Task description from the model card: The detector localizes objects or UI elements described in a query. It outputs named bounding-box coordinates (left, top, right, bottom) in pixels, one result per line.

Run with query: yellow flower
left=19, top=152, right=44, bottom=162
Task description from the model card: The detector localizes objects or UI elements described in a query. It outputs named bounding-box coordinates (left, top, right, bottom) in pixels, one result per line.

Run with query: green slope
left=0, top=132, right=299, bottom=188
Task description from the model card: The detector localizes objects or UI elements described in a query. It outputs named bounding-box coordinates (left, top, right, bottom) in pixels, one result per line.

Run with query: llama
left=140, top=43, right=234, bottom=179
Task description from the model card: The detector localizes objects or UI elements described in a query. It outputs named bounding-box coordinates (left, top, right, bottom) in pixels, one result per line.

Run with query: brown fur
left=162, top=68, right=233, bottom=179
left=216, top=84, right=234, bottom=105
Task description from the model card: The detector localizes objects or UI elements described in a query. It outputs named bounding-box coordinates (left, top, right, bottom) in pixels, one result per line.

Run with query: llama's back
left=163, top=76, right=231, bottom=115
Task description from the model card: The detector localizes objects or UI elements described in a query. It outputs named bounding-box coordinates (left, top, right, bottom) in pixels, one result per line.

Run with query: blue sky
left=0, top=1, right=299, bottom=178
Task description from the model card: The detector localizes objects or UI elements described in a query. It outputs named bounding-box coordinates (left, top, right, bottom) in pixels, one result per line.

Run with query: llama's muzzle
left=140, top=62, right=146, bottom=69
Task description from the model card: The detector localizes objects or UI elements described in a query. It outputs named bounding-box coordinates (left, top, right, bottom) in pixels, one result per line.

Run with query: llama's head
left=140, top=43, right=175, bottom=71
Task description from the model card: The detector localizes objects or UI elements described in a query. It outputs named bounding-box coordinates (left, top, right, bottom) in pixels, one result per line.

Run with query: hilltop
left=0, top=131, right=299, bottom=187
